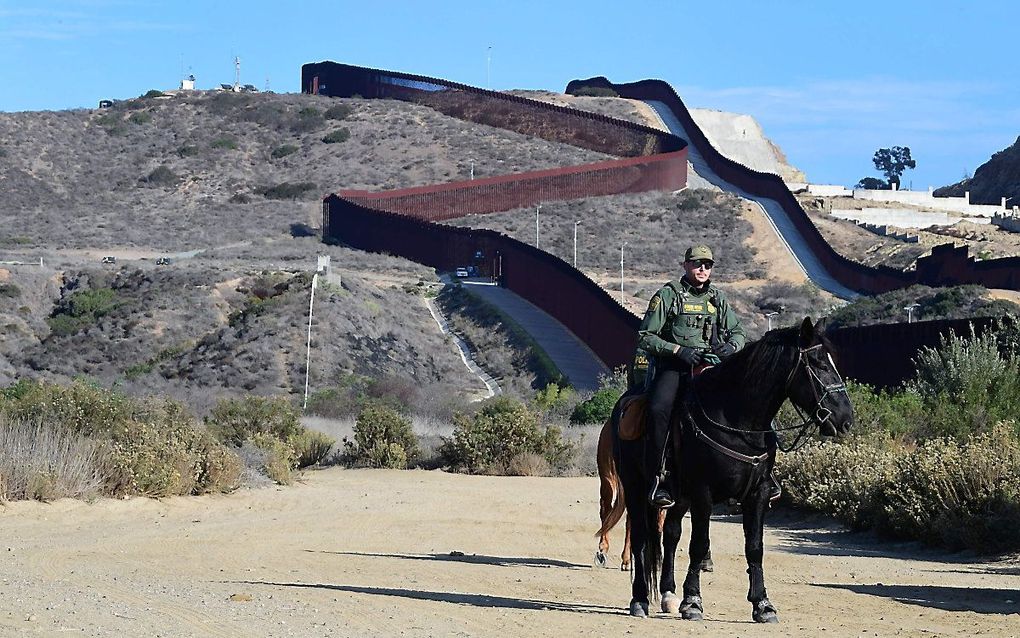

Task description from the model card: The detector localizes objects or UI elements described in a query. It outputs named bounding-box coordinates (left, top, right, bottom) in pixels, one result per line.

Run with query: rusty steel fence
left=309, top=60, right=1015, bottom=386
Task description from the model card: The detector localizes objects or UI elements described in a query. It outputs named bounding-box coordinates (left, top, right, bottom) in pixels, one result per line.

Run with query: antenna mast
left=234, top=56, right=241, bottom=91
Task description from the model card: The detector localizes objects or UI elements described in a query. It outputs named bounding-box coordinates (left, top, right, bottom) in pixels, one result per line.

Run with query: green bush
left=206, top=396, right=302, bottom=447
left=46, top=287, right=122, bottom=336
left=324, top=104, right=354, bottom=120
left=571, top=86, right=619, bottom=98
left=343, top=403, right=419, bottom=469
left=322, top=128, right=350, bottom=144
left=271, top=144, right=298, bottom=159
left=441, top=396, right=572, bottom=474
left=570, top=387, right=620, bottom=425
left=141, top=89, right=165, bottom=99
left=176, top=144, right=200, bottom=157
left=908, top=327, right=1020, bottom=438
left=128, top=111, right=152, bottom=125
left=259, top=182, right=317, bottom=200
left=291, top=428, right=335, bottom=468
left=0, top=283, right=20, bottom=298
left=210, top=136, right=238, bottom=150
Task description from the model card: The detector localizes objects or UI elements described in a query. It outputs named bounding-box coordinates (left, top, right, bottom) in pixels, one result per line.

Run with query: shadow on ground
left=308, top=550, right=590, bottom=570
left=813, top=583, right=1019, bottom=615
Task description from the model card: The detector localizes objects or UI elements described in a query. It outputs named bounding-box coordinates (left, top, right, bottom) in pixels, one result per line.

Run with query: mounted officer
left=638, top=244, right=746, bottom=508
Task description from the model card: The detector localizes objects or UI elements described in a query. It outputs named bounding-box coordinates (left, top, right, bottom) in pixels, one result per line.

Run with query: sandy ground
left=1, top=469, right=1018, bottom=637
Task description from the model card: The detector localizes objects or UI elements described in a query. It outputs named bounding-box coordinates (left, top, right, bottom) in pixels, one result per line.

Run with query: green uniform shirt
left=637, top=277, right=746, bottom=359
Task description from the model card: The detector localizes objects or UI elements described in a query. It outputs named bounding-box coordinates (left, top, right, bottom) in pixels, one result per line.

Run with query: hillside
left=934, top=135, right=1020, bottom=206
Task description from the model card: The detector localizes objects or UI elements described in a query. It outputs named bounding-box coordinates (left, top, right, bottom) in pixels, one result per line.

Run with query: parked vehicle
left=155, top=257, right=171, bottom=265
left=454, top=267, right=469, bottom=278
left=101, top=256, right=116, bottom=264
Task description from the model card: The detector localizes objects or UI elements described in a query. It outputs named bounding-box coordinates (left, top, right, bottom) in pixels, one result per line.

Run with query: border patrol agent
left=638, top=244, right=746, bottom=508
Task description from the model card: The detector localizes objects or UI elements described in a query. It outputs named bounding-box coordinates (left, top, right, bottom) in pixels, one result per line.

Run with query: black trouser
left=645, top=357, right=693, bottom=490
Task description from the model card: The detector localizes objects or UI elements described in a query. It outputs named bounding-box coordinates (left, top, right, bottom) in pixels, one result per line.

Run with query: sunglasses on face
left=688, top=260, right=714, bottom=270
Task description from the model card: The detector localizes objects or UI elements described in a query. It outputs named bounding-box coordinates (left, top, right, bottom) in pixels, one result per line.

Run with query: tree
left=872, top=146, right=916, bottom=188
left=855, top=176, right=889, bottom=190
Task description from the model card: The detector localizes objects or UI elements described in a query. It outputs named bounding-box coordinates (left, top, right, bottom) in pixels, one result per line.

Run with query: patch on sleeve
left=648, top=296, right=661, bottom=312
left=707, top=300, right=717, bottom=314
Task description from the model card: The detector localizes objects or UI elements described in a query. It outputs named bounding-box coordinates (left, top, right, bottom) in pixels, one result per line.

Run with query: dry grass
left=0, top=415, right=107, bottom=501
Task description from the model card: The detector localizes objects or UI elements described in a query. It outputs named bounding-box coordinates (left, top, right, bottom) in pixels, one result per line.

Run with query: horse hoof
left=661, top=591, right=681, bottom=614
left=752, top=599, right=779, bottom=623
left=699, top=557, right=714, bottom=572
left=629, top=601, right=649, bottom=618
left=680, top=595, right=703, bottom=621
left=595, top=551, right=608, bottom=568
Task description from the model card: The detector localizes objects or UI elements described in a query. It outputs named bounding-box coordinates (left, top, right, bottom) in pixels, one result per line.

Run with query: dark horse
left=600, top=317, right=854, bottom=622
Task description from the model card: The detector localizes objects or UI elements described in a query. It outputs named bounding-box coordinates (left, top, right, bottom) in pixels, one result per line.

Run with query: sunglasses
left=688, top=260, right=714, bottom=270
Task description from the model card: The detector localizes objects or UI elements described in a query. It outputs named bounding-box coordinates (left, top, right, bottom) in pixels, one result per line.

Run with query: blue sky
left=2, top=0, right=1017, bottom=190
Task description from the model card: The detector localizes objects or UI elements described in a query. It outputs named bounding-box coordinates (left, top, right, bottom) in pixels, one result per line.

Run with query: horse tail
left=644, top=502, right=662, bottom=603
left=595, top=418, right=625, bottom=540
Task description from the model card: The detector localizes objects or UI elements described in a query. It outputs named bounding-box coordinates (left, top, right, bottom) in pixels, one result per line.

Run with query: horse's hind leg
left=621, top=511, right=631, bottom=571
left=743, top=492, right=779, bottom=623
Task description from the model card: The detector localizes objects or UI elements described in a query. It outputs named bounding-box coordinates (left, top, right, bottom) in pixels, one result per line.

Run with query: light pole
left=535, top=204, right=541, bottom=249
left=619, top=241, right=627, bottom=303
left=486, top=46, right=492, bottom=89
left=763, top=311, right=779, bottom=331
left=573, top=220, right=582, bottom=268
left=303, top=272, right=320, bottom=410
left=904, top=303, right=920, bottom=323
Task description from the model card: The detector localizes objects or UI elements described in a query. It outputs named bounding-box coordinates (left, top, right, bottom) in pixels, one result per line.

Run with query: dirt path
left=1, top=469, right=1017, bottom=637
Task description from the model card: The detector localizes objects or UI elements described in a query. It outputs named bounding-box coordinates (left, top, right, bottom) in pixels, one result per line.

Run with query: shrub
left=0, top=415, right=108, bottom=501
left=141, top=89, right=165, bottom=99
left=322, top=128, right=351, bottom=144
left=271, top=144, right=298, bottom=159
left=324, top=104, right=354, bottom=120
left=343, top=403, right=418, bottom=469
left=206, top=396, right=302, bottom=447
left=0, top=380, right=242, bottom=497
left=441, top=396, right=572, bottom=474
left=176, top=144, right=200, bottom=157
left=569, top=387, right=619, bottom=425
left=210, top=136, right=238, bottom=150
left=571, top=86, right=619, bottom=98
left=46, top=287, right=122, bottom=336
left=128, top=111, right=152, bottom=125
left=259, top=182, right=317, bottom=200
left=139, top=165, right=180, bottom=188
left=0, top=283, right=20, bottom=298
left=291, top=428, right=335, bottom=468
left=908, top=327, right=1020, bottom=438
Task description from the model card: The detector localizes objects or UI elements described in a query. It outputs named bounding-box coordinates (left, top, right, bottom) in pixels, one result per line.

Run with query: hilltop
left=934, top=135, right=1020, bottom=207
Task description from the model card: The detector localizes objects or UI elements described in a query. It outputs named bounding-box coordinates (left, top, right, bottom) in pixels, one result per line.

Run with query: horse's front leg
left=659, top=503, right=686, bottom=613
left=623, top=478, right=650, bottom=616
left=680, top=490, right=711, bottom=620
left=743, top=485, right=779, bottom=623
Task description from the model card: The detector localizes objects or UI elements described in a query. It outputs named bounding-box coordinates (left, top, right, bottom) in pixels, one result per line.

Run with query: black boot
left=649, top=474, right=675, bottom=509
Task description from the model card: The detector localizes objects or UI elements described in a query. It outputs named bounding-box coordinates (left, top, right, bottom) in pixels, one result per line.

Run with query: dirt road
left=1, top=468, right=1017, bottom=637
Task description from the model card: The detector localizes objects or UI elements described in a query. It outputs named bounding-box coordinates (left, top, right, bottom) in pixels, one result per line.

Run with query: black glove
left=675, top=346, right=701, bottom=367
left=712, top=342, right=737, bottom=360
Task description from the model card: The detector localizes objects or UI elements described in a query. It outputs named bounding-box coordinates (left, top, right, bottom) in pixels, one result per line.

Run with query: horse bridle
left=780, top=344, right=849, bottom=446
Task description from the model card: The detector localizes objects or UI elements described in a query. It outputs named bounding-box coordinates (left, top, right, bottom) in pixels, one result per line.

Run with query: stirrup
left=649, top=481, right=675, bottom=509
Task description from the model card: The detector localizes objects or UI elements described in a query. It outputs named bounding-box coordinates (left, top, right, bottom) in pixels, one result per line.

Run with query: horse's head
left=786, top=317, right=854, bottom=437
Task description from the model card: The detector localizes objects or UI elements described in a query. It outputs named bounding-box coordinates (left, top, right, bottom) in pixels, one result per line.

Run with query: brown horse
left=595, top=417, right=668, bottom=571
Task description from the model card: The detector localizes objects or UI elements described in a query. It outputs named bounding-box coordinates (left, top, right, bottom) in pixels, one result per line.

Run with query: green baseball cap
left=684, top=244, right=714, bottom=262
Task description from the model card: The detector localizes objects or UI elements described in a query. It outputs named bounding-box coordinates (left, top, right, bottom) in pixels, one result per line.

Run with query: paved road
left=460, top=280, right=609, bottom=392
left=645, top=100, right=859, bottom=300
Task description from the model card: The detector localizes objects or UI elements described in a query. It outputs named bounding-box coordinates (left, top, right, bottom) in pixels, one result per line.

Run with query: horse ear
left=799, top=316, right=814, bottom=346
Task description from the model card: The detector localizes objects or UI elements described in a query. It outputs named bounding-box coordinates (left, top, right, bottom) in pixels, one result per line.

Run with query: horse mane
left=703, top=326, right=801, bottom=393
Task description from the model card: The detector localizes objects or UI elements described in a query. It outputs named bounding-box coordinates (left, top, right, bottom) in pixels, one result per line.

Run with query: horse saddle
left=616, top=364, right=714, bottom=441
left=616, top=394, right=648, bottom=441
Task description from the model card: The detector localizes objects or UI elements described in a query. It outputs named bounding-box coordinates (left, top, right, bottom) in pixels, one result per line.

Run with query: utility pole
left=303, top=272, right=319, bottom=410
left=486, top=46, right=492, bottom=90
left=573, top=220, right=582, bottom=268
left=904, top=303, right=920, bottom=323
left=619, top=243, right=626, bottom=302
left=535, top=204, right=541, bottom=249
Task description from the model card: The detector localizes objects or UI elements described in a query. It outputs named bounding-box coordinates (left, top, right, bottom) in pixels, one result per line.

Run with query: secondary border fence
left=309, top=61, right=1016, bottom=387
left=564, top=75, right=1020, bottom=293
